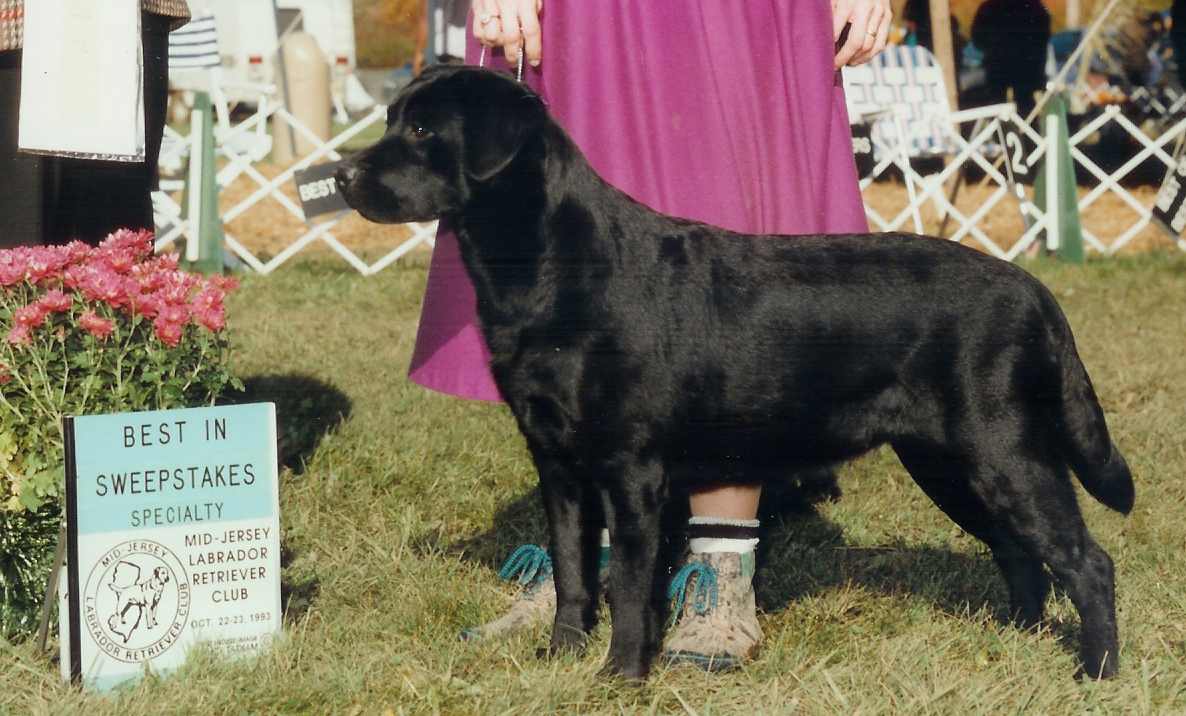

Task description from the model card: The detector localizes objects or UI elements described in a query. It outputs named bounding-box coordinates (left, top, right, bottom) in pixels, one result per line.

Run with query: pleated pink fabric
left=408, top=1, right=868, bottom=401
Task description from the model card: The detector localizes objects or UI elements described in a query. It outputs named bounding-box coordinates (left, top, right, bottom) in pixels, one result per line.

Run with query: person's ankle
left=687, top=516, right=759, bottom=555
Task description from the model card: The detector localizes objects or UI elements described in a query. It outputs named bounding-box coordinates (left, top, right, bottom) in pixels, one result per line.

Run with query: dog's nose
left=335, top=163, right=360, bottom=191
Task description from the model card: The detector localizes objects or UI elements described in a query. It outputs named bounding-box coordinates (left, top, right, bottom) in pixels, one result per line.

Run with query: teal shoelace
left=667, top=560, right=719, bottom=622
left=497, top=544, right=553, bottom=587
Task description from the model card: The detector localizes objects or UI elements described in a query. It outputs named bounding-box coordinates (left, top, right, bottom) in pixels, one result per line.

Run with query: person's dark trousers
left=0, top=49, right=48, bottom=249
left=0, top=11, right=170, bottom=249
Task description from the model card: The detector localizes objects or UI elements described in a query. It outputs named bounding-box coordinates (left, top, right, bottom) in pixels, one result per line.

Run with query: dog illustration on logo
left=105, top=560, right=171, bottom=643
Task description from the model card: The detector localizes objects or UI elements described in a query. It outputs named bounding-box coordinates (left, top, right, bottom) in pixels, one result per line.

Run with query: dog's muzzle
left=335, top=163, right=361, bottom=194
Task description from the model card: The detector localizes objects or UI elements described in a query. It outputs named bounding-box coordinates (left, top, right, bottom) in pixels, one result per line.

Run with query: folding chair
left=842, top=45, right=1028, bottom=258
left=152, top=14, right=224, bottom=251
left=154, top=11, right=282, bottom=255
left=169, top=12, right=277, bottom=170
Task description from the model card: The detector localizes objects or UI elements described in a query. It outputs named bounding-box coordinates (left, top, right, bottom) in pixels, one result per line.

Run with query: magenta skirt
left=408, top=1, right=868, bottom=402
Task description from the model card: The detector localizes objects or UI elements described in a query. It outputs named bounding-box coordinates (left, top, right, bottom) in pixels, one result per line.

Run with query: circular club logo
left=83, top=539, right=191, bottom=663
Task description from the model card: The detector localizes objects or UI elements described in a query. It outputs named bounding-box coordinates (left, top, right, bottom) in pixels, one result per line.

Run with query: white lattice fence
left=863, top=104, right=1186, bottom=258
left=159, top=98, right=1186, bottom=277
left=854, top=102, right=1067, bottom=262
left=858, top=105, right=1038, bottom=260
left=1065, top=106, right=1186, bottom=254
left=153, top=100, right=437, bottom=275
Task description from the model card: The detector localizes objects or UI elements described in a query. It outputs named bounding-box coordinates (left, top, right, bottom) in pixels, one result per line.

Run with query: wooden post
left=928, top=0, right=959, bottom=110
left=1067, top=0, right=1081, bottom=27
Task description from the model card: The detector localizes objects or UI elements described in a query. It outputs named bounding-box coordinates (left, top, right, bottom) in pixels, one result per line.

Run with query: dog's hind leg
left=598, top=458, right=667, bottom=680
left=945, top=445, right=1121, bottom=679
left=538, top=460, right=604, bottom=657
left=893, top=444, right=1050, bottom=629
left=988, top=462, right=1120, bottom=679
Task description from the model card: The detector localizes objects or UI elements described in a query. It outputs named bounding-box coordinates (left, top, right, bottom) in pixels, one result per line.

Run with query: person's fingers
left=832, top=0, right=852, bottom=43
left=857, top=2, right=893, bottom=65
left=472, top=0, right=541, bottom=67
left=473, top=0, right=497, bottom=45
left=835, top=7, right=870, bottom=68
left=861, top=5, right=883, bottom=52
left=518, top=0, right=543, bottom=66
left=868, top=12, right=891, bottom=60
left=501, top=20, right=523, bottom=65
left=851, top=4, right=887, bottom=65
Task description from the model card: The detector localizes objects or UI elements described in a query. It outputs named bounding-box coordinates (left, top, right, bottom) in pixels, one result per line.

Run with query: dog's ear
left=461, top=73, right=547, bottom=182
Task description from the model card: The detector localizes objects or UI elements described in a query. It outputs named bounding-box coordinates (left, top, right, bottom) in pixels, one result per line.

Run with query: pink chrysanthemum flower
left=153, top=315, right=184, bottom=347
left=37, top=289, right=73, bottom=313
left=13, top=303, right=48, bottom=328
left=6, top=324, right=32, bottom=346
left=78, top=310, right=115, bottom=340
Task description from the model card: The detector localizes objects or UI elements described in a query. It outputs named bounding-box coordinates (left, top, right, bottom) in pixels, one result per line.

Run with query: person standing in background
left=971, top=0, right=1051, bottom=117
left=0, top=0, right=190, bottom=249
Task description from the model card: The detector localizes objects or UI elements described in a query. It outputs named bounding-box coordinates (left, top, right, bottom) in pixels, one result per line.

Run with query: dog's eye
left=411, top=125, right=432, bottom=139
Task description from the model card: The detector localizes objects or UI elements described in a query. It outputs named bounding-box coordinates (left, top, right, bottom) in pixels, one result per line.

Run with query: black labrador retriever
left=336, top=65, right=1134, bottom=680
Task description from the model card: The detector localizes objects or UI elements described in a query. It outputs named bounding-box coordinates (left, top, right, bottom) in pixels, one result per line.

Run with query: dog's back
left=509, top=198, right=1128, bottom=507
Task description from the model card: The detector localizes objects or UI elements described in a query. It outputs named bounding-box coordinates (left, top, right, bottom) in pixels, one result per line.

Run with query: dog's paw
left=597, top=658, right=649, bottom=682
left=537, top=622, right=589, bottom=659
left=1076, top=651, right=1119, bottom=680
left=1008, top=612, right=1044, bottom=633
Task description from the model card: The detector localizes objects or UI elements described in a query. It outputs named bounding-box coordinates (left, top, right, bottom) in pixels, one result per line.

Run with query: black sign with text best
left=293, top=160, right=349, bottom=219
left=851, top=121, right=874, bottom=180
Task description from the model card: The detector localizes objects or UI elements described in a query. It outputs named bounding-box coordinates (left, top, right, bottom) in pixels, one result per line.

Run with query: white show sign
left=61, top=403, right=281, bottom=691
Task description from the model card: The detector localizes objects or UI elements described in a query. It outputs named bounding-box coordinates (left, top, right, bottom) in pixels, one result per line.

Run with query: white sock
left=687, top=516, right=760, bottom=554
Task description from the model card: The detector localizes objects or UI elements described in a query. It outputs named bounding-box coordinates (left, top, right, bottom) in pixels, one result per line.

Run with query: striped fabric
left=842, top=45, right=954, bottom=158
left=168, top=13, right=219, bottom=70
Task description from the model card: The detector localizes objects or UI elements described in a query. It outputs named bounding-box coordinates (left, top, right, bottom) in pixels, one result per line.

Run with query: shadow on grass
left=754, top=509, right=1084, bottom=665
left=754, top=511, right=1005, bottom=617
left=279, top=541, right=320, bottom=624
left=222, top=374, right=348, bottom=619
left=429, top=467, right=1081, bottom=661
left=225, top=373, right=352, bottom=474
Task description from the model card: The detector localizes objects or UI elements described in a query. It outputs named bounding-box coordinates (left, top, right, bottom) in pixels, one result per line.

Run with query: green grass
left=3, top=251, right=1186, bottom=714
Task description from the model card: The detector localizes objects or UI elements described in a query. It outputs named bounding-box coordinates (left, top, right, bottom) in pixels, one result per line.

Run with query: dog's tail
left=1047, top=303, right=1135, bottom=514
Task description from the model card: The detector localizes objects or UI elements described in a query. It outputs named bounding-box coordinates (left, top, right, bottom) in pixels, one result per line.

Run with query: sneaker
left=460, top=544, right=556, bottom=641
left=662, top=550, right=763, bottom=671
left=460, top=543, right=611, bottom=641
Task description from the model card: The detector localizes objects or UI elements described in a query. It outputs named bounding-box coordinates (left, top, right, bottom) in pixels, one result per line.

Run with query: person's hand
left=833, top=0, right=892, bottom=69
left=472, top=0, right=543, bottom=67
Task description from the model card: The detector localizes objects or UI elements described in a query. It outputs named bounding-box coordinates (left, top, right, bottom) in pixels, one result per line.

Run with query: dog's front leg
left=538, top=460, right=602, bottom=657
left=599, top=459, right=666, bottom=680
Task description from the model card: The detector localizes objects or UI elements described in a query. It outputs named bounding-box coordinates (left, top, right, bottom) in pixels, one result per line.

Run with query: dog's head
left=336, top=65, right=548, bottom=223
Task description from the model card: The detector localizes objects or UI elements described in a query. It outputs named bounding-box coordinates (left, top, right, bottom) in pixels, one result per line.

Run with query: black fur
left=337, top=65, right=1134, bottom=680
